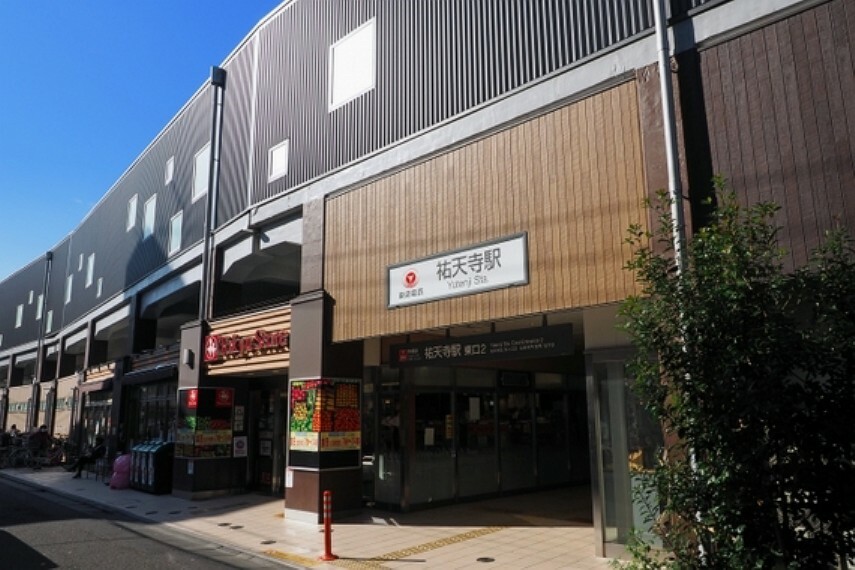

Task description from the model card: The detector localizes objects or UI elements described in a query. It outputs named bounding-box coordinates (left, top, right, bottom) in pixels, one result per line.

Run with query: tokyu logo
left=403, top=269, right=419, bottom=288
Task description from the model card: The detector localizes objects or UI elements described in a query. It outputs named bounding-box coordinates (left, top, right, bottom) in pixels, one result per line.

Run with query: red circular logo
left=205, top=336, right=219, bottom=361
left=403, top=269, right=419, bottom=289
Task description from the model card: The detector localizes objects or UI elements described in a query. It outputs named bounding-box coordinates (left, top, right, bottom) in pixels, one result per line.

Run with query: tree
left=618, top=181, right=855, bottom=568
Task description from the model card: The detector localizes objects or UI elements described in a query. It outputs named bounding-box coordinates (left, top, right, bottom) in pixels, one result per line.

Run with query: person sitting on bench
left=68, top=436, right=107, bottom=479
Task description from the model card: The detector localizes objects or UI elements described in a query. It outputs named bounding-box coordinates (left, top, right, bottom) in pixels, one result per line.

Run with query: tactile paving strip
left=265, top=526, right=504, bottom=569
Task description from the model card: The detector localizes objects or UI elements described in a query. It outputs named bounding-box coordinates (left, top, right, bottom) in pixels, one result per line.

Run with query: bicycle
left=57, top=438, right=81, bottom=467
left=1, top=446, right=38, bottom=469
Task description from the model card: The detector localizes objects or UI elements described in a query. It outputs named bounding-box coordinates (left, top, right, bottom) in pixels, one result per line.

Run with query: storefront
left=173, top=305, right=291, bottom=498
left=78, top=362, right=115, bottom=448
left=121, top=375, right=178, bottom=447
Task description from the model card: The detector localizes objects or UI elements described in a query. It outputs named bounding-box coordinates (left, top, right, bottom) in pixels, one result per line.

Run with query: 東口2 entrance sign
left=390, top=324, right=573, bottom=367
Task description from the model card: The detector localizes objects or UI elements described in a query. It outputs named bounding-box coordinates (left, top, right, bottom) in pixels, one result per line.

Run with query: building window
left=65, top=274, right=73, bottom=304
left=36, top=294, right=43, bottom=320
left=78, top=253, right=84, bottom=271
left=268, top=140, right=290, bottom=183
left=28, top=290, right=34, bottom=304
left=46, top=310, right=53, bottom=334
left=96, top=277, right=103, bottom=299
left=127, top=194, right=138, bottom=231
left=15, top=304, right=23, bottom=328
left=0, top=333, right=3, bottom=347
left=168, top=211, right=183, bottom=255
left=193, top=142, right=211, bottom=202
left=86, top=253, right=95, bottom=288
left=165, top=156, right=175, bottom=185
left=143, top=194, right=157, bottom=238
left=329, top=19, right=376, bottom=111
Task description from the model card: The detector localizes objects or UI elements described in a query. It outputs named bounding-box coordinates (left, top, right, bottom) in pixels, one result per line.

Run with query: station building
left=1, top=0, right=853, bottom=558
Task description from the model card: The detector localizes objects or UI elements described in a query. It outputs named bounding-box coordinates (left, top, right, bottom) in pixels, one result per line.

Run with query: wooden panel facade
left=205, top=305, right=291, bottom=376
left=699, top=0, right=855, bottom=269
left=325, top=81, right=648, bottom=342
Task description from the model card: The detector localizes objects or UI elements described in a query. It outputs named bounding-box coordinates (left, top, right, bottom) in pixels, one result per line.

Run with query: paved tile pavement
left=0, top=466, right=613, bottom=569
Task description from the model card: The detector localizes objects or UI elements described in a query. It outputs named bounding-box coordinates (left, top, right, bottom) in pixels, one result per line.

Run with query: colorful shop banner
left=194, top=430, right=232, bottom=445
left=176, top=387, right=234, bottom=459
left=391, top=324, right=574, bottom=367
left=320, top=431, right=362, bottom=451
left=290, top=431, right=319, bottom=452
left=388, top=233, right=529, bottom=308
left=288, top=378, right=361, bottom=452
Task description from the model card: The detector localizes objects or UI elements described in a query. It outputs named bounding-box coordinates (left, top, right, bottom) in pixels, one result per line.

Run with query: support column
left=286, top=291, right=363, bottom=523
left=0, top=387, right=7, bottom=432
left=285, top=196, right=364, bottom=522
left=173, top=320, right=204, bottom=497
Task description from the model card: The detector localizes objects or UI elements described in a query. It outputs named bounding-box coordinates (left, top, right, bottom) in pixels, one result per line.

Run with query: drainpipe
left=653, top=0, right=687, bottom=274
left=33, top=251, right=53, bottom=429
left=654, top=0, right=707, bottom=556
left=199, top=66, right=227, bottom=322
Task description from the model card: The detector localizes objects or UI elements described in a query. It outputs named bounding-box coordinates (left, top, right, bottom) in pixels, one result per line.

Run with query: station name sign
left=390, top=324, right=573, bottom=367
left=204, top=329, right=290, bottom=363
left=388, top=233, right=529, bottom=308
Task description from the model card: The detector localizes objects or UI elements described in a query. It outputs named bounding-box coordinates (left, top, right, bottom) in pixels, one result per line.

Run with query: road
left=0, top=477, right=280, bottom=569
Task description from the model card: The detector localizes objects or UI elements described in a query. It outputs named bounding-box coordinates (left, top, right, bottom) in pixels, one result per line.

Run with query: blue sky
left=0, top=1, right=282, bottom=282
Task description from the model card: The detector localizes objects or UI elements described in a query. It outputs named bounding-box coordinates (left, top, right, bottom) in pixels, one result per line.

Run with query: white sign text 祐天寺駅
left=388, top=233, right=529, bottom=308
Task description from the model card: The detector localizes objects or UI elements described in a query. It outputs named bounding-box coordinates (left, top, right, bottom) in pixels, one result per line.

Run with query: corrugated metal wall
left=219, top=37, right=257, bottom=225
left=59, top=88, right=212, bottom=326
left=0, top=0, right=757, bottom=350
left=671, top=0, right=732, bottom=17
left=45, top=238, right=71, bottom=338
left=0, top=260, right=48, bottom=348
left=249, top=0, right=654, bottom=206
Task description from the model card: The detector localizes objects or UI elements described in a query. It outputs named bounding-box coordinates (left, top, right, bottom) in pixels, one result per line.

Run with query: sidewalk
left=0, top=466, right=612, bottom=569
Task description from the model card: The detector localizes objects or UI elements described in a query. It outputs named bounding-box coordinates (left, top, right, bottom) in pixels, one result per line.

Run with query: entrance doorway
left=248, top=388, right=286, bottom=494
left=363, top=364, right=590, bottom=511
left=589, top=353, right=663, bottom=557
left=457, top=388, right=498, bottom=498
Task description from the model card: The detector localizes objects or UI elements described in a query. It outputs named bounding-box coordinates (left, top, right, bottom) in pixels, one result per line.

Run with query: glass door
left=456, top=391, right=498, bottom=497
left=499, top=390, right=536, bottom=491
left=374, top=386, right=403, bottom=506
left=535, top=390, right=572, bottom=486
left=409, top=391, right=454, bottom=505
left=592, top=359, right=662, bottom=551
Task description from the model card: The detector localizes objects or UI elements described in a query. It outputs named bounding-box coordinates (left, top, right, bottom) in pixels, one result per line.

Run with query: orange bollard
left=319, top=490, right=338, bottom=561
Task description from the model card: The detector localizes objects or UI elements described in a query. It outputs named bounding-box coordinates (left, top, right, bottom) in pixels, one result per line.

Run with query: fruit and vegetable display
left=289, top=379, right=360, bottom=433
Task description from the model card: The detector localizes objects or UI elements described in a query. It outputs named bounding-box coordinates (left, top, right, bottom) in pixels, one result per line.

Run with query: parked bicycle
left=1, top=446, right=39, bottom=469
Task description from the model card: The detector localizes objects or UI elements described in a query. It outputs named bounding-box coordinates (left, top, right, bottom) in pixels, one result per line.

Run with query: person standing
left=27, top=425, right=52, bottom=470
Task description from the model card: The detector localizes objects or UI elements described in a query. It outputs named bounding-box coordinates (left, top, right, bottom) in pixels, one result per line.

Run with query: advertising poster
left=233, top=436, right=248, bottom=458
left=176, top=388, right=234, bottom=459
left=289, top=378, right=361, bottom=451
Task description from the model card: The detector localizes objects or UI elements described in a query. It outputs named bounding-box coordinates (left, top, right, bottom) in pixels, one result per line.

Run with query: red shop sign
left=204, top=329, right=290, bottom=363
left=215, top=388, right=233, bottom=408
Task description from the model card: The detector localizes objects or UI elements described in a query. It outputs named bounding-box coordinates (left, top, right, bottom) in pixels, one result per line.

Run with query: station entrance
left=361, top=360, right=590, bottom=512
